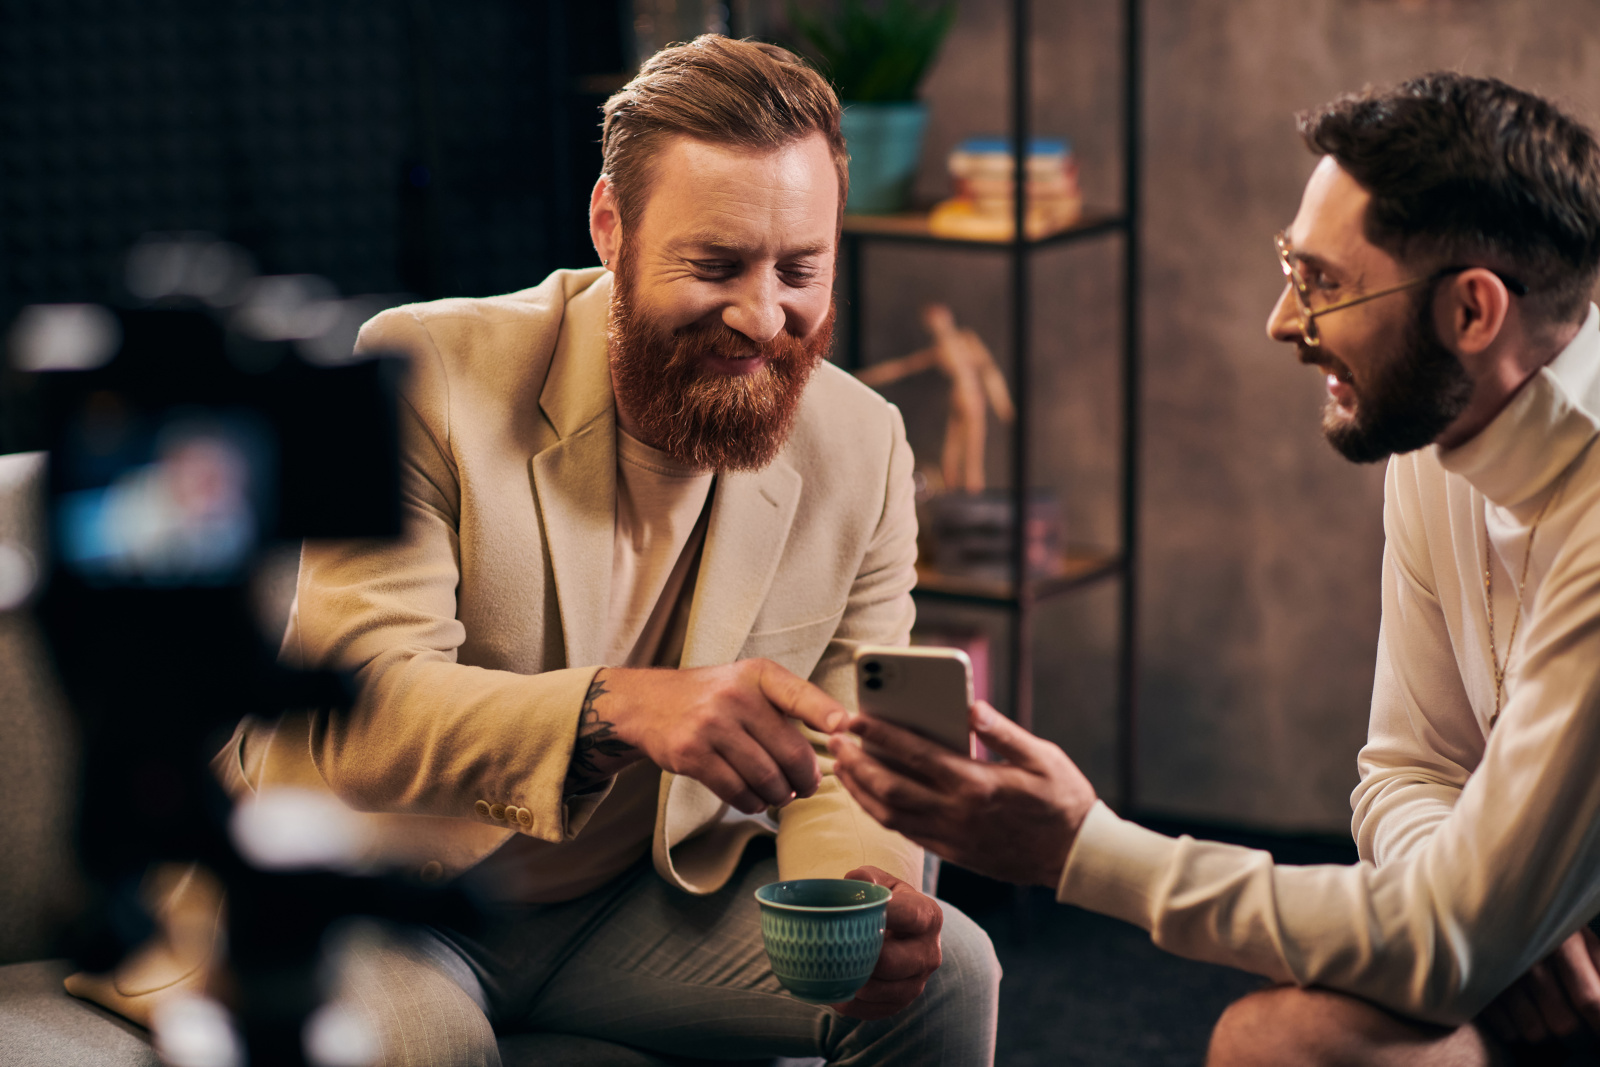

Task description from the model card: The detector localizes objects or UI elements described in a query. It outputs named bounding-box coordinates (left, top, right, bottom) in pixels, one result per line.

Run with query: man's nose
left=1267, top=283, right=1303, bottom=343
left=721, top=274, right=786, bottom=344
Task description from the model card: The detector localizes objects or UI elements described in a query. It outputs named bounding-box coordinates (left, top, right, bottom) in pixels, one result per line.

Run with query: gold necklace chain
left=1484, top=468, right=1573, bottom=725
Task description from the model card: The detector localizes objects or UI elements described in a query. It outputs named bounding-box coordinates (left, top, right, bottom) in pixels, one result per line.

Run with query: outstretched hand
left=829, top=865, right=942, bottom=1020
left=827, top=701, right=1097, bottom=887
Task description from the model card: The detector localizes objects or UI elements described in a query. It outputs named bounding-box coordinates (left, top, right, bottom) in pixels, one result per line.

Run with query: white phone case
left=853, top=645, right=974, bottom=752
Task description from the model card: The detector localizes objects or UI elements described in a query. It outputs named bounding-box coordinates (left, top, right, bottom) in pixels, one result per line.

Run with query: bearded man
left=202, top=35, right=998, bottom=1067
left=829, top=72, right=1600, bottom=1066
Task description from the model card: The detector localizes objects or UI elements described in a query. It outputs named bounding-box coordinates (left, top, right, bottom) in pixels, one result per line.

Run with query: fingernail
left=825, top=711, right=846, bottom=732
left=973, top=704, right=993, bottom=729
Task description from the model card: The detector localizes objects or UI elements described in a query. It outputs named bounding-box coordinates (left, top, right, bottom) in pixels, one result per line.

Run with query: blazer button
left=475, top=800, right=492, bottom=818
left=516, top=807, right=532, bottom=828
left=419, top=861, right=444, bottom=882
left=489, top=803, right=507, bottom=821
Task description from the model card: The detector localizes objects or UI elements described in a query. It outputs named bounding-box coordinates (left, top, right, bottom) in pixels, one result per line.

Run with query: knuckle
left=967, top=777, right=998, bottom=806
left=772, top=740, right=808, bottom=773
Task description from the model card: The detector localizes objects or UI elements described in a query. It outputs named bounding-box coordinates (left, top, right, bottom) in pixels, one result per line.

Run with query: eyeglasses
left=1275, top=230, right=1527, bottom=348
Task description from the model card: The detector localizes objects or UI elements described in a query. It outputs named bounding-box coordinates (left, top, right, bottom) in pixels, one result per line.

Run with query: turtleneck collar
left=1436, top=303, right=1600, bottom=514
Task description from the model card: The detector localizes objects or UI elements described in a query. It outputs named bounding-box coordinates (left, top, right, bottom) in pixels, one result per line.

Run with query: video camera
left=5, top=237, right=477, bottom=1066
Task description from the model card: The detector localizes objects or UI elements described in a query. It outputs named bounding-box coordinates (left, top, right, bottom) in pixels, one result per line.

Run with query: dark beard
left=1321, top=290, right=1474, bottom=464
left=606, top=261, right=834, bottom=473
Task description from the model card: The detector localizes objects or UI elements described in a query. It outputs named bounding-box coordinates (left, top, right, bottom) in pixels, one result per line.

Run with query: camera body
left=3, top=268, right=472, bottom=1064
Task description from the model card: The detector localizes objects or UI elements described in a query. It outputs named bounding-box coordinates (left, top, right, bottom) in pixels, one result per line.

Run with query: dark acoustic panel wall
left=0, top=0, right=625, bottom=324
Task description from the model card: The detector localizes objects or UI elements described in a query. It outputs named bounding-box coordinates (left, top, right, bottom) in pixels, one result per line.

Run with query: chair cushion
left=0, top=960, right=159, bottom=1067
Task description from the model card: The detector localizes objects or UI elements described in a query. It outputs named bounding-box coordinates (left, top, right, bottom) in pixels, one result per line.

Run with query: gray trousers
left=336, top=850, right=1000, bottom=1066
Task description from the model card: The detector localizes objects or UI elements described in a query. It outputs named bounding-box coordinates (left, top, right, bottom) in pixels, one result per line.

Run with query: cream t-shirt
left=603, top=430, right=716, bottom=668
left=475, top=429, right=713, bottom=903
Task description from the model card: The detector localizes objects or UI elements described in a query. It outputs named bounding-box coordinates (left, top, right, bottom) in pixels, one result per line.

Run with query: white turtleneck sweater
left=1058, top=305, right=1600, bottom=1026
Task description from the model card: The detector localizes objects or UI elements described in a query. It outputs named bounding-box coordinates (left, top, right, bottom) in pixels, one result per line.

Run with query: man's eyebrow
left=670, top=231, right=830, bottom=258
left=1285, top=242, right=1342, bottom=275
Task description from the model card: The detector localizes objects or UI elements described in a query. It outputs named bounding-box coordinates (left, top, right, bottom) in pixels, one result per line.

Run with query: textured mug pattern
left=759, top=908, right=886, bottom=1003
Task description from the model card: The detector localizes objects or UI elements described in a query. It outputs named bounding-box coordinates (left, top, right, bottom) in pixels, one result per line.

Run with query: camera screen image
left=54, top=401, right=275, bottom=587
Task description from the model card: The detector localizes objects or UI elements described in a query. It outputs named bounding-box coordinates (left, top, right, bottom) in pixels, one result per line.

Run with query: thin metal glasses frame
left=1274, top=230, right=1527, bottom=348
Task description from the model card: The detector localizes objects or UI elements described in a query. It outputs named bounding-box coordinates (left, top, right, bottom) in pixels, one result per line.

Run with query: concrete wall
left=851, top=0, right=1600, bottom=832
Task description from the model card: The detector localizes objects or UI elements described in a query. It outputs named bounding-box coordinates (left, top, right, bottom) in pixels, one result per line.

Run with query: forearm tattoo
left=565, top=670, right=637, bottom=791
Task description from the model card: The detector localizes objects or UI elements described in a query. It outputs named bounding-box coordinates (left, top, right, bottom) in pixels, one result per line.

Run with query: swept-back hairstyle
left=1299, top=72, right=1600, bottom=323
left=600, top=35, right=848, bottom=231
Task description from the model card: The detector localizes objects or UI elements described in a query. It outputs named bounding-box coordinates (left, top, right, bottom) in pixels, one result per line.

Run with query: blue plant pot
left=840, top=101, right=929, bottom=215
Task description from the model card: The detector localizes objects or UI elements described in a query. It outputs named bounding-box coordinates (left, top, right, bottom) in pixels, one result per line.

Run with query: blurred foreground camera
left=4, top=237, right=478, bottom=1067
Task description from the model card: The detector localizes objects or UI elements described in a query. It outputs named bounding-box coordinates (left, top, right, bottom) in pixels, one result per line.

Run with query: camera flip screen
left=54, top=403, right=276, bottom=587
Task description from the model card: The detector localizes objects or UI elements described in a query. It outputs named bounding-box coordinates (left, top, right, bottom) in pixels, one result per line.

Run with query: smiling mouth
left=702, top=351, right=769, bottom=376
left=1299, top=347, right=1353, bottom=385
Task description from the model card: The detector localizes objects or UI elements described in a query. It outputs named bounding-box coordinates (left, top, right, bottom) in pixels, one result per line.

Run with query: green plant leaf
left=786, top=0, right=955, bottom=103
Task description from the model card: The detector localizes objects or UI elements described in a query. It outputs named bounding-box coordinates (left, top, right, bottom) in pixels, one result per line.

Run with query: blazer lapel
left=532, top=273, right=616, bottom=669
left=660, top=459, right=802, bottom=895
left=679, top=460, right=802, bottom=669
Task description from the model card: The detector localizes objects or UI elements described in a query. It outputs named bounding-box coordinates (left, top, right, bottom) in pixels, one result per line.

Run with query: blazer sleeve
left=283, top=308, right=597, bottom=845
left=774, top=402, right=925, bottom=886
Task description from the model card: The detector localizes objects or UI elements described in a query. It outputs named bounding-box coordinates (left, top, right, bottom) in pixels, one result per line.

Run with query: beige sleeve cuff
left=1055, top=799, right=1177, bottom=929
left=446, top=664, right=603, bottom=844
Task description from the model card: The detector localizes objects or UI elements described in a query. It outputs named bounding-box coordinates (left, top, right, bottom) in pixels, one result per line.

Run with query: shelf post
left=1008, top=0, right=1034, bottom=737
left=843, top=234, right=862, bottom=371
left=1117, top=0, right=1143, bottom=816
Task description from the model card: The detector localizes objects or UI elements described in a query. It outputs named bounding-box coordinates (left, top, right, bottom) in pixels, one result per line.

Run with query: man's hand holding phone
left=829, top=700, right=1098, bottom=888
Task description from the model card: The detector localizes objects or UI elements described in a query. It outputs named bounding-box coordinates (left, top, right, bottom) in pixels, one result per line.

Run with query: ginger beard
left=606, top=250, right=835, bottom=473
left=1313, top=285, right=1474, bottom=464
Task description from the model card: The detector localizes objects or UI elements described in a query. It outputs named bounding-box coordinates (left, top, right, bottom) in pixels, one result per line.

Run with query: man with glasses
left=826, top=71, right=1600, bottom=1064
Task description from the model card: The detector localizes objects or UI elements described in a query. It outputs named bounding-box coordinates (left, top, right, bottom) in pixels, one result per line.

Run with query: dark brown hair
left=1299, top=72, right=1600, bottom=323
left=600, top=35, right=849, bottom=233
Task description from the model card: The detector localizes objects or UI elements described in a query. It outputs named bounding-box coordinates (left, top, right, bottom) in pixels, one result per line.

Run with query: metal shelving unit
left=840, top=0, right=1141, bottom=813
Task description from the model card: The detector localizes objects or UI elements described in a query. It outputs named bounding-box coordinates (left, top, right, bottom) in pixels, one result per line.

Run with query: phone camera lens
left=864, top=677, right=883, bottom=690
left=863, top=661, right=882, bottom=674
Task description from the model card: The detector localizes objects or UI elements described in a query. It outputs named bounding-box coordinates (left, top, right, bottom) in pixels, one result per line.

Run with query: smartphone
left=853, top=645, right=974, bottom=753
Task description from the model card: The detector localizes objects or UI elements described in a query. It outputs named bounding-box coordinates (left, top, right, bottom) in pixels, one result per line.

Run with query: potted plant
left=789, top=0, right=955, bottom=215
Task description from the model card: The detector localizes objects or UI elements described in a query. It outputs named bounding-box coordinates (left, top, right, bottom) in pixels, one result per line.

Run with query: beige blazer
left=224, top=267, right=923, bottom=894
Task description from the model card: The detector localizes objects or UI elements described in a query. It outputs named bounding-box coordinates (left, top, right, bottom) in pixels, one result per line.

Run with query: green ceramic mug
left=754, top=878, right=891, bottom=1003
